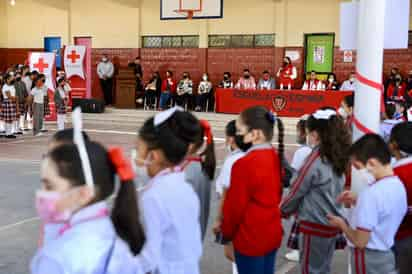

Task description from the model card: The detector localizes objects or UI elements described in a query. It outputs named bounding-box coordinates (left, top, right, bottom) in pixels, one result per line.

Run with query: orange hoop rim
left=174, top=9, right=198, bottom=19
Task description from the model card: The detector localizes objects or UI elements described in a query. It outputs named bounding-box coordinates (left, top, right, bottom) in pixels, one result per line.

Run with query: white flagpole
left=352, top=0, right=386, bottom=140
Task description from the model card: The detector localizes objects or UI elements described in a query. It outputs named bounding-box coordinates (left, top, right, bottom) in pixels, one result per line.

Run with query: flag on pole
left=64, top=45, right=86, bottom=79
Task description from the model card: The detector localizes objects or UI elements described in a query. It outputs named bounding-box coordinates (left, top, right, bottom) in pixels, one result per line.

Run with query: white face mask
left=338, top=107, right=348, bottom=119
left=202, top=76, right=208, bottom=81
left=131, top=149, right=152, bottom=187
left=357, top=168, right=376, bottom=185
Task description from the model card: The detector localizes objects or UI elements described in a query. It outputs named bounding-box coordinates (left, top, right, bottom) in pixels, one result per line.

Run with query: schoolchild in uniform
left=338, top=94, right=354, bottom=133
left=40, top=74, right=49, bottom=133
left=221, top=106, right=285, bottom=274
left=213, top=120, right=245, bottom=262
left=31, top=76, right=46, bottom=136
left=328, top=134, right=407, bottom=274
left=133, top=107, right=202, bottom=274
left=285, top=115, right=312, bottom=262
left=380, top=103, right=400, bottom=143
left=31, top=140, right=146, bottom=274
left=14, top=72, right=28, bottom=134
left=0, top=74, right=5, bottom=135
left=55, top=78, right=68, bottom=131
left=389, top=122, right=412, bottom=274
left=281, top=109, right=351, bottom=274
left=180, top=118, right=216, bottom=240
left=2, top=73, right=18, bottom=138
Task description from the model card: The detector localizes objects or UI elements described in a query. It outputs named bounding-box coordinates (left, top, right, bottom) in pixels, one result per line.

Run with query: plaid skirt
left=56, top=103, right=67, bottom=114
left=44, top=96, right=50, bottom=116
left=287, top=220, right=347, bottom=250
left=1, top=99, right=17, bottom=123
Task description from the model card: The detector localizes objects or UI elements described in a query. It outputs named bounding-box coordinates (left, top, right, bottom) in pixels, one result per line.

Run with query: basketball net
left=174, top=9, right=196, bottom=19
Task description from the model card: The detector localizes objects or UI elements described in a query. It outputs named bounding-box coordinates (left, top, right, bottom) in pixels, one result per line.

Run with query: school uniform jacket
left=394, top=157, right=412, bottom=241
left=281, top=148, right=345, bottom=238
left=136, top=171, right=202, bottom=274
left=222, top=144, right=283, bottom=256
left=31, top=202, right=141, bottom=274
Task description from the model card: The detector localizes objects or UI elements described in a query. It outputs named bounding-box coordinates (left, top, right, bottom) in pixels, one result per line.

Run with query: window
left=142, top=35, right=199, bottom=48
left=208, top=34, right=275, bottom=48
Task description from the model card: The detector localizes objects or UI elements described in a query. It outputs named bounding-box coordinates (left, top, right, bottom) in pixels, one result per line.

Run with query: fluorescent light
left=10, top=0, right=16, bottom=6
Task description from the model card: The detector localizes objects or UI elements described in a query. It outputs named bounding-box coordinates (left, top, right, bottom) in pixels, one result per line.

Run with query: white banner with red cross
left=29, top=52, right=56, bottom=91
left=28, top=52, right=57, bottom=121
left=64, top=45, right=86, bottom=79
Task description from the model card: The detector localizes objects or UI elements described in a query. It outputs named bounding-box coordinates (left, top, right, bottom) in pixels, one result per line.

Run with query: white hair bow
left=313, top=109, right=337, bottom=120
left=72, top=107, right=94, bottom=190
left=154, top=106, right=184, bottom=126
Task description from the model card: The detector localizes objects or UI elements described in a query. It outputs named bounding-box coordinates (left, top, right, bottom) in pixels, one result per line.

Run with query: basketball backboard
left=161, top=0, right=223, bottom=20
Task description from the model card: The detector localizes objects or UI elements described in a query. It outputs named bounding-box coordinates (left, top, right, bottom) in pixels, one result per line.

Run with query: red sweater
left=222, top=147, right=283, bottom=256
left=161, top=78, right=177, bottom=94
left=394, top=157, right=412, bottom=241
left=387, top=83, right=407, bottom=99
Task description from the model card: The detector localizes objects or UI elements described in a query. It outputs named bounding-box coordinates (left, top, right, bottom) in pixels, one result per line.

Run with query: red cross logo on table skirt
left=33, top=58, right=49, bottom=73
left=67, top=50, right=81, bottom=63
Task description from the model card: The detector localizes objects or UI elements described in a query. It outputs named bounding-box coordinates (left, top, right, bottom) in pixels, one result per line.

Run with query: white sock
left=57, top=114, right=65, bottom=131
left=14, top=121, right=19, bottom=133
left=5, top=123, right=12, bottom=135
left=0, top=120, right=4, bottom=132
left=42, top=122, right=46, bottom=130
left=19, top=116, right=25, bottom=129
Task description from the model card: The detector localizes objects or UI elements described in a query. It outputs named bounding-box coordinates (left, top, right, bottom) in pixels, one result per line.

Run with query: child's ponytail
left=108, top=147, right=145, bottom=255
left=199, top=120, right=216, bottom=180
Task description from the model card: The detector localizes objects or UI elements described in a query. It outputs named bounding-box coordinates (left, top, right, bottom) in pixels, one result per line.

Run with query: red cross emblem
left=33, top=58, right=49, bottom=73
left=344, top=51, right=352, bottom=58
left=67, top=50, right=81, bottom=63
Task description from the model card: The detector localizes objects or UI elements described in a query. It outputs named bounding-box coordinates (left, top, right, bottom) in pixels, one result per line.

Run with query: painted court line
left=276, top=262, right=297, bottom=274
left=0, top=217, right=40, bottom=232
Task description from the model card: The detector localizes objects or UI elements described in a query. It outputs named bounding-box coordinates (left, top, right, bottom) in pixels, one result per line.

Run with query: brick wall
left=2, top=45, right=412, bottom=96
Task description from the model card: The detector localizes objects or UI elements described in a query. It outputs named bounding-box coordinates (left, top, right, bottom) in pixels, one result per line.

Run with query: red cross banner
left=28, top=52, right=56, bottom=91
left=64, top=45, right=86, bottom=79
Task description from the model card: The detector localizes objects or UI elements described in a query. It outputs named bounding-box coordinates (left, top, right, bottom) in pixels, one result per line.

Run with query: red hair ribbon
left=200, top=119, right=213, bottom=145
left=108, top=147, right=135, bottom=182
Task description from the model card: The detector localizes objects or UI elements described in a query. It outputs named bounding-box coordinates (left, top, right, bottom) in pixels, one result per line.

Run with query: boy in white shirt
left=31, top=76, right=46, bottom=136
left=328, top=134, right=407, bottom=274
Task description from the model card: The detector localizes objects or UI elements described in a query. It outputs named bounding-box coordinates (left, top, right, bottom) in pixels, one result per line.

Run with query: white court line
left=276, top=262, right=297, bottom=274
left=0, top=217, right=40, bottom=232
left=84, top=128, right=301, bottom=147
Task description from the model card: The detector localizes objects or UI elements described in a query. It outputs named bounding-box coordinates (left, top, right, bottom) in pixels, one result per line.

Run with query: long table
left=215, top=88, right=353, bottom=117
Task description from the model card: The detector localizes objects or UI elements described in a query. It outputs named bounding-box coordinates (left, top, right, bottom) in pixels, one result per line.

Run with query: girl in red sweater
left=221, top=106, right=285, bottom=274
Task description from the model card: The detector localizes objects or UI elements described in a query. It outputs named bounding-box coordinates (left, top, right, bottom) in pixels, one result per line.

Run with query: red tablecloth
left=215, top=88, right=353, bottom=117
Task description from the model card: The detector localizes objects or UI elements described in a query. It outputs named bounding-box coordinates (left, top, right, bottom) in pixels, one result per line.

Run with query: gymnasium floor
left=0, top=109, right=347, bottom=274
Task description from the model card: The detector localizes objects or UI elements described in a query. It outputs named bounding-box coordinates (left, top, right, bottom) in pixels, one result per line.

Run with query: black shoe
left=16, top=132, right=23, bottom=135
left=0, top=131, right=5, bottom=134
left=23, top=128, right=30, bottom=131
left=5, top=135, right=17, bottom=139
left=41, top=129, right=48, bottom=133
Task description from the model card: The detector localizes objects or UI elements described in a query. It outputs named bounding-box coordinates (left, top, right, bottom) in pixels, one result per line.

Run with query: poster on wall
left=304, top=33, right=335, bottom=74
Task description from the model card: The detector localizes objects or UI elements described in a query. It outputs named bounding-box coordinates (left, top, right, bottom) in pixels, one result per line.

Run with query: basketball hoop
left=174, top=9, right=197, bottom=19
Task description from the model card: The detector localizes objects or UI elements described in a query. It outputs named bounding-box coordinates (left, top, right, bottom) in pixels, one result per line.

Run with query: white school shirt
left=2, top=84, right=16, bottom=99
left=31, top=202, right=142, bottom=274
left=215, top=149, right=245, bottom=196
left=380, top=119, right=401, bottom=143
left=290, top=145, right=312, bottom=171
left=31, top=87, right=46, bottom=104
left=23, top=76, right=33, bottom=92
left=340, top=80, right=356, bottom=91
left=136, top=171, right=202, bottom=274
left=348, top=176, right=407, bottom=251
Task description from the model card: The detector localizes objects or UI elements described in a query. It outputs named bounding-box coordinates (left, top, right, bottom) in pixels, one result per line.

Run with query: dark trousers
left=144, top=91, right=157, bottom=106
left=175, top=94, right=191, bottom=108
left=395, top=237, right=412, bottom=274
left=234, top=249, right=277, bottom=274
left=196, top=93, right=209, bottom=110
left=100, top=78, right=113, bottom=105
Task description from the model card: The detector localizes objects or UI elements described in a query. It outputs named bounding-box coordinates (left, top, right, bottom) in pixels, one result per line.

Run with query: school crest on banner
left=64, top=45, right=86, bottom=79
left=272, top=95, right=287, bottom=111
left=29, top=52, right=56, bottom=91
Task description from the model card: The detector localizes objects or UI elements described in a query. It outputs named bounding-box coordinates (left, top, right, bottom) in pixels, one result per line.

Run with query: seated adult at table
left=340, top=72, right=356, bottom=91
left=144, top=71, right=161, bottom=108
left=219, top=72, right=234, bottom=89
left=277, top=56, right=297, bottom=90
left=257, top=70, right=276, bottom=90
left=195, top=73, right=213, bottom=112
left=325, top=73, right=339, bottom=91
left=176, top=72, right=193, bottom=108
left=159, top=70, right=177, bottom=110
left=301, top=71, right=324, bottom=91
left=387, top=73, right=407, bottom=100
left=235, top=69, right=256, bottom=90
